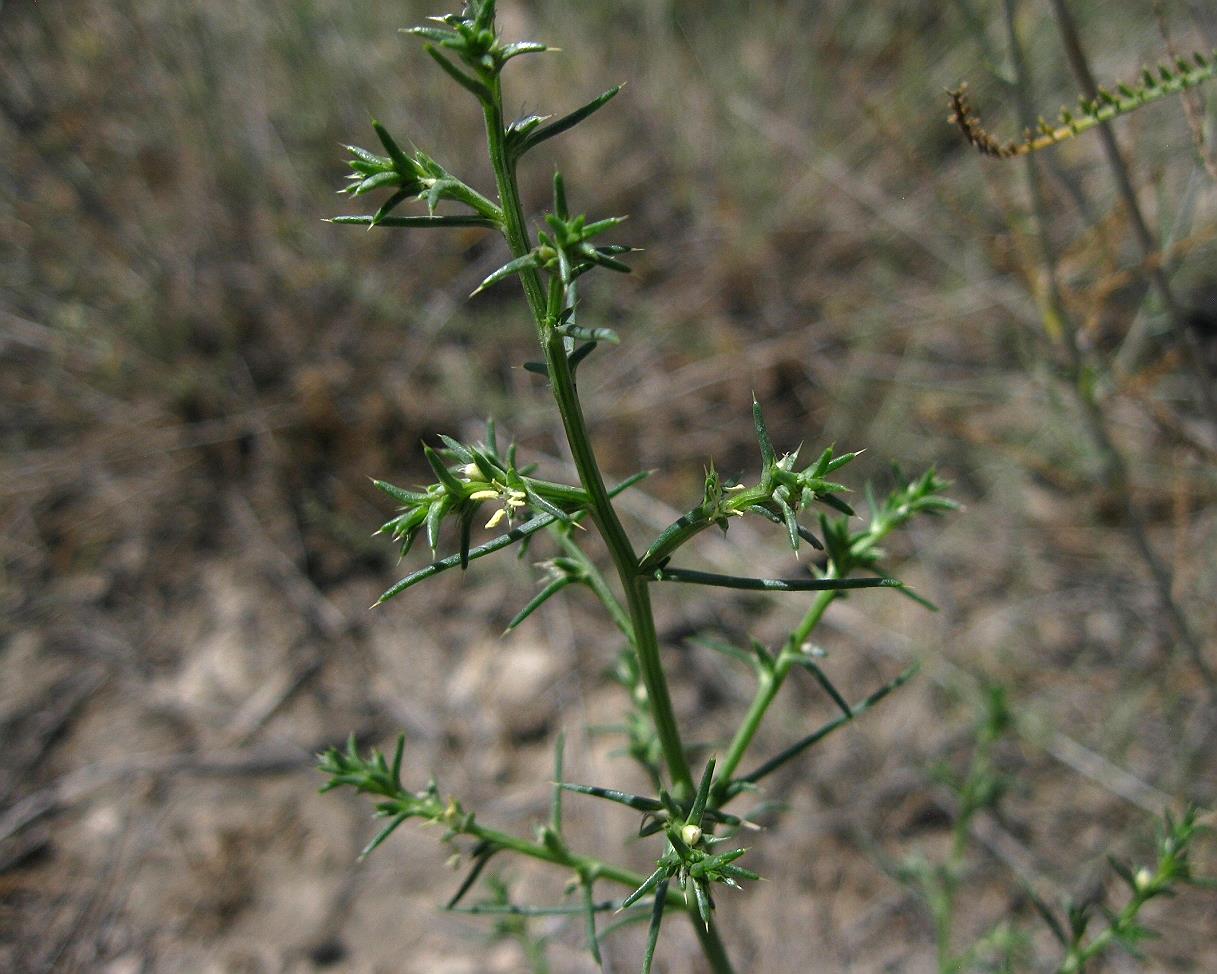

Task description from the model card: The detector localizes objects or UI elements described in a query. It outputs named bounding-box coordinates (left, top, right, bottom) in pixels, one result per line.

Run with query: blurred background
left=3, top=1, right=1216, bottom=971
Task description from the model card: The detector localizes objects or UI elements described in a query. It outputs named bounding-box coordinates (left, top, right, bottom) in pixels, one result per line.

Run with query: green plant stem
left=460, top=818, right=688, bottom=909
left=691, top=917, right=735, bottom=974
left=639, top=485, right=774, bottom=570
left=1057, top=892, right=1147, bottom=973
left=479, top=80, right=694, bottom=800
left=716, top=588, right=838, bottom=788
left=714, top=520, right=896, bottom=792
left=521, top=934, right=550, bottom=974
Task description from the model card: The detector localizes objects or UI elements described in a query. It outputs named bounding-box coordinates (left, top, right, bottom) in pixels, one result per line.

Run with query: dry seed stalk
left=949, top=50, right=1217, bottom=158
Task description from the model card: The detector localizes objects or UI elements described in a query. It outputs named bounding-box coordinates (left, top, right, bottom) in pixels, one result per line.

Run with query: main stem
left=480, top=82, right=732, bottom=974
left=481, top=85, right=694, bottom=800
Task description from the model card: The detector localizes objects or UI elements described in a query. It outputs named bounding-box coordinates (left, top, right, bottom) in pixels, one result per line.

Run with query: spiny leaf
left=472, top=253, right=542, bottom=296
left=622, top=866, right=667, bottom=910
left=651, top=567, right=900, bottom=592
left=517, top=84, right=623, bottom=156
left=734, top=662, right=920, bottom=791
left=329, top=214, right=498, bottom=229
left=371, top=119, right=411, bottom=172
left=795, top=658, right=852, bottom=717
left=505, top=576, right=575, bottom=631
left=640, top=878, right=668, bottom=974
left=446, top=842, right=501, bottom=909
left=359, top=812, right=407, bottom=860
left=372, top=479, right=429, bottom=505
left=689, top=757, right=716, bottom=827
left=560, top=782, right=664, bottom=813
left=424, top=44, right=492, bottom=101
left=752, top=396, right=776, bottom=474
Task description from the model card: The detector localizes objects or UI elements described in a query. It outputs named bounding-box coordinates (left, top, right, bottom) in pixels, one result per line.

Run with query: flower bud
left=681, top=823, right=703, bottom=848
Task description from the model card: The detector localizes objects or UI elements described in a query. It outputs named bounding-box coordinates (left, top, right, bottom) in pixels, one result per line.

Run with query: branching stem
left=714, top=527, right=889, bottom=795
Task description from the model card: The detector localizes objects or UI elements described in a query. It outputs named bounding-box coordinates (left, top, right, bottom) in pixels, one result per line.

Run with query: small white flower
left=472, top=482, right=528, bottom=529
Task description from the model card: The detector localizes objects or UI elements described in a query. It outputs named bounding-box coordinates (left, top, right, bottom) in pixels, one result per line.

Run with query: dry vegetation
left=3, top=1, right=1216, bottom=971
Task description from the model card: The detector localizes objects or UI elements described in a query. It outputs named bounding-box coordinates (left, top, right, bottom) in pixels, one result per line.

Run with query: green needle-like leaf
left=446, top=841, right=501, bottom=909
left=371, top=190, right=410, bottom=225
left=552, top=170, right=569, bottom=220
left=376, top=512, right=553, bottom=605
left=640, top=879, right=668, bottom=974
left=556, top=322, right=619, bottom=344
left=753, top=396, right=776, bottom=475
left=819, top=492, right=857, bottom=517
left=517, top=84, right=623, bottom=156
left=777, top=495, right=801, bottom=554
left=743, top=504, right=824, bottom=549
left=425, top=495, right=449, bottom=553
left=505, top=575, right=575, bottom=631
left=560, top=782, right=664, bottom=813
left=693, top=881, right=714, bottom=930
left=372, top=479, right=429, bottom=505
left=371, top=119, right=411, bottom=172
left=622, top=866, right=667, bottom=910
left=472, top=253, right=542, bottom=296
left=689, top=757, right=716, bottom=827
left=424, top=444, right=467, bottom=497
left=651, top=568, right=900, bottom=592
left=687, top=635, right=755, bottom=669
left=329, top=214, right=499, bottom=229
left=795, top=659, right=852, bottom=718
left=736, top=663, right=920, bottom=789
left=893, top=584, right=940, bottom=612
left=500, top=40, right=551, bottom=61
left=359, top=812, right=408, bottom=860
left=424, top=44, right=492, bottom=101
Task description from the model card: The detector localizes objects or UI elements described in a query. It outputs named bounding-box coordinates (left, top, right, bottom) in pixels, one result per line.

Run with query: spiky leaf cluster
left=1045, top=808, right=1212, bottom=972
left=820, top=468, right=957, bottom=583
left=562, top=759, right=758, bottom=972
left=474, top=173, right=634, bottom=297
left=337, top=121, right=503, bottom=228
left=639, top=398, right=863, bottom=571
left=370, top=422, right=649, bottom=606
left=319, top=735, right=471, bottom=858
left=404, top=0, right=550, bottom=98
left=373, top=425, right=560, bottom=561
